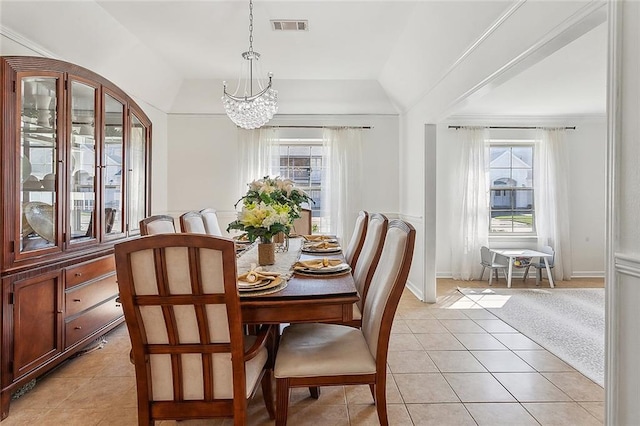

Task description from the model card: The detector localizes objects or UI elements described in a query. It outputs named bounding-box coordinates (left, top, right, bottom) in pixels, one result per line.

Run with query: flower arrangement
left=227, top=176, right=313, bottom=243
left=242, top=176, right=313, bottom=222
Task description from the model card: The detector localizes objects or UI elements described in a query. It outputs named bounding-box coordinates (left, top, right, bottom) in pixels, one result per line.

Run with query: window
left=278, top=140, right=327, bottom=233
left=489, top=144, right=534, bottom=233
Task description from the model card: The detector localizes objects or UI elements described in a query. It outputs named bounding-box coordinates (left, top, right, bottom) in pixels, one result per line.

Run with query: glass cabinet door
left=103, top=94, right=124, bottom=238
left=68, top=80, right=98, bottom=244
left=128, top=114, right=147, bottom=236
left=19, top=76, right=60, bottom=254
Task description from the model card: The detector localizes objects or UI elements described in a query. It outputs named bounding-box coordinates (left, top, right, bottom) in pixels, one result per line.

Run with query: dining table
left=490, top=248, right=555, bottom=289
left=236, top=237, right=359, bottom=325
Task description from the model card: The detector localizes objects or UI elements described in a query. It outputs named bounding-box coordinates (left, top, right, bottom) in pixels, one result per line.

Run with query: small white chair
left=523, top=245, right=555, bottom=286
left=480, top=246, right=509, bottom=286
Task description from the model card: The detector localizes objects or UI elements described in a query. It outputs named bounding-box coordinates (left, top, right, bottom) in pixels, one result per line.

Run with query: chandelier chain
left=248, top=0, right=254, bottom=54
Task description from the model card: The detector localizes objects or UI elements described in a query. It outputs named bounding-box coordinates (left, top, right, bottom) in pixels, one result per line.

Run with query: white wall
left=165, top=113, right=400, bottom=236
left=435, top=118, right=606, bottom=278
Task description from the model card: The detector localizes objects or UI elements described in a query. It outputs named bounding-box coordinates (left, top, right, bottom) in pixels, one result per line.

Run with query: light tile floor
left=2, top=278, right=605, bottom=425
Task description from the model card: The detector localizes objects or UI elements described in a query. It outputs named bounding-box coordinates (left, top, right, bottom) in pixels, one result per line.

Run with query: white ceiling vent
left=271, top=20, right=308, bottom=31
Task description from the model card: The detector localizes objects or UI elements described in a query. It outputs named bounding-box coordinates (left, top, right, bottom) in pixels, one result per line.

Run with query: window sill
left=489, top=234, right=538, bottom=244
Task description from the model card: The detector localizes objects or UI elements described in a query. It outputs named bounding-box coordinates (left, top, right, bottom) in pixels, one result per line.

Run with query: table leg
left=507, top=258, right=513, bottom=288
left=544, top=258, right=555, bottom=288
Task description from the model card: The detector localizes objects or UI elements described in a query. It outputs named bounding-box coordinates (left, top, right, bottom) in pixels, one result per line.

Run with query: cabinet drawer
left=65, top=274, right=119, bottom=317
left=65, top=297, right=123, bottom=349
left=65, top=255, right=115, bottom=289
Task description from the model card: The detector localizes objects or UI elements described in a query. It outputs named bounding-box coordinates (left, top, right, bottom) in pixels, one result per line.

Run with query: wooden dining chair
left=200, top=208, right=223, bottom=236
left=180, top=211, right=207, bottom=234
left=343, top=210, right=368, bottom=270
left=274, top=220, right=416, bottom=426
left=346, top=213, right=388, bottom=328
left=139, top=215, right=176, bottom=236
left=114, top=234, right=275, bottom=425
left=291, top=208, right=312, bottom=235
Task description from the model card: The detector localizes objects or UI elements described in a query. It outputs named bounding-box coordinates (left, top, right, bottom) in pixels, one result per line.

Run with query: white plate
left=303, top=236, right=338, bottom=243
left=24, top=201, right=55, bottom=242
left=302, top=247, right=342, bottom=254
left=295, top=263, right=351, bottom=275
left=238, top=277, right=283, bottom=292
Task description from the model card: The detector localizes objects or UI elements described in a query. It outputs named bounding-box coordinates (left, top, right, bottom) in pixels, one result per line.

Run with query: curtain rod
left=448, top=125, right=576, bottom=130
left=266, top=125, right=372, bottom=129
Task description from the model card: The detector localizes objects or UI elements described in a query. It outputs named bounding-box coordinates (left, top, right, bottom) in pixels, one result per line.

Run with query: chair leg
left=489, top=268, right=494, bottom=286
left=374, top=379, right=389, bottom=426
left=275, top=378, right=290, bottom=426
left=369, top=383, right=376, bottom=402
left=479, top=266, right=486, bottom=281
left=261, top=370, right=275, bottom=420
left=536, top=267, right=541, bottom=286
left=309, top=387, right=321, bottom=399
left=523, top=265, right=531, bottom=282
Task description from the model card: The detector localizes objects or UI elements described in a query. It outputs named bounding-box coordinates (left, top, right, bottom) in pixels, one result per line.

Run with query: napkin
left=306, top=241, right=340, bottom=249
left=294, top=258, right=343, bottom=270
left=302, top=235, right=334, bottom=242
left=238, top=266, right=280, bottom=284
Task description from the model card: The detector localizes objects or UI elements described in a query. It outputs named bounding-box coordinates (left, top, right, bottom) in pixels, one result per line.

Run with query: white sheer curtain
left=450, top=127, right=490, bottom=280
left=322, top=128, right=363, bottom=244
left=237, top=127, right=280, bottom=197
left=534, top=128, right=572, bottom=280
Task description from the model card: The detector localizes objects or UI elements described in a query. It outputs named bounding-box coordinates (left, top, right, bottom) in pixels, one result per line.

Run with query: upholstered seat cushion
left=274, top=323, right=376, bottom=378
left=244, top=336, right=269, bottom=398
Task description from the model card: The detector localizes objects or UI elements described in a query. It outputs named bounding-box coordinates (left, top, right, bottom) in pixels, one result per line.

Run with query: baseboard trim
left=405, top=279, right=425, bottom=302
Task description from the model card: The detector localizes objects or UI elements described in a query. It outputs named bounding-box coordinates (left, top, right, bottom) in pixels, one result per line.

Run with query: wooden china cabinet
left=0, top=56, right=151, bottom=419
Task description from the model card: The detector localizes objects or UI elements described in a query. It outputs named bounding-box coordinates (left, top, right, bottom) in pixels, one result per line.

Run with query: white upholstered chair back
left=344, top=211, right=369, bottom=269
left=292, top=208, right=312, bottom=235
left=352, top=213, right=388, bottom=312
left=140, top=215, right=176, bottom=236
left=361, top=220, right=416, bottom=360
left=201, top=208, right=223, bottom=236
left=180, top=211, right=207, bottom=234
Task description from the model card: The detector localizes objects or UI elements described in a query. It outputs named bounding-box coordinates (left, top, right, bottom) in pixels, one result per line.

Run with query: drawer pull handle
left=57, top=310, right=63, bottom=313
left=74, top=326, right=82, bottom=330
left=116, top=304, right=121, bottom=308
left=73, top=298, right=81, bottom=302
left=75, top=272, right=82, bottom=277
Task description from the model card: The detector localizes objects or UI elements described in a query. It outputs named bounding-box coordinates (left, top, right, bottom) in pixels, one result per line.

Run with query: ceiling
left=455, top=19, right=607, bottom=117
left=0, top=1, right=607, bottom=117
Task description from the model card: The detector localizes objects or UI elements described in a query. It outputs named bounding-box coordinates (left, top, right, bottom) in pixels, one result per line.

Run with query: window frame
left=488, top=140, right=536, bottom=235
left=276, top=137, right=327, bottom=233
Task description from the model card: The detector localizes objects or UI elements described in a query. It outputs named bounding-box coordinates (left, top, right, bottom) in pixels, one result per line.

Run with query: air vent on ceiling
left=271, top=20, right=308, bottom=31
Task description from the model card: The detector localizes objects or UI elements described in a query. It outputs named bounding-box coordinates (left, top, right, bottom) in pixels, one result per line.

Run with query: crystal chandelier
left=222, top=0, right=278, bottom=129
